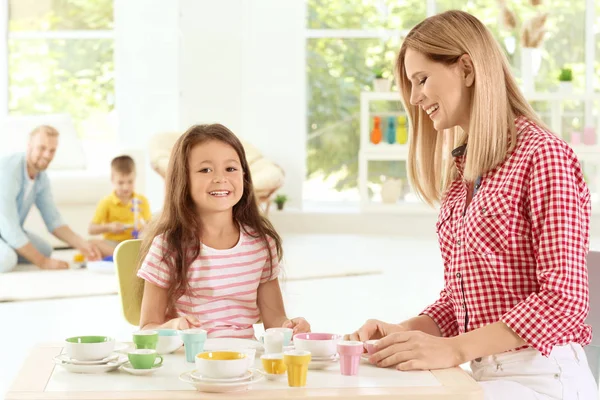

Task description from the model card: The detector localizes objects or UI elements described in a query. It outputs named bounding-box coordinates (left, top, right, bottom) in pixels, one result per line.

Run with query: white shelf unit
left=359, top=91, right=600, bottom=212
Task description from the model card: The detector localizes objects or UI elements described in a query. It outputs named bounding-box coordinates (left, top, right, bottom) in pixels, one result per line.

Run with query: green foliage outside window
left=307, top=0, right=592, bottom=193
left=8, top=0, right=114, bottom=139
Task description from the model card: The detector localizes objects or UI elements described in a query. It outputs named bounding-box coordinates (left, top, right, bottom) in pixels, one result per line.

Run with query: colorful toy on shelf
left=370, top=116, right=382, bottom=144
left=396, top=116, right=408, bottom=144
left=386, top=117, right=396, bottom=144
left=583, top=127, right=596, bottom=146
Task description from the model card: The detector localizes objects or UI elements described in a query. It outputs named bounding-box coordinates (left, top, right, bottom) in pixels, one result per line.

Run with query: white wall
left=178, top=0, right=244, bottom=133
left=115, top=0, right=306, bottom=210
left=114, top=0, right=181, bottom=210
left=0, top=0, right=8, bottom=118
left=240, top=0, right=306, bottom=209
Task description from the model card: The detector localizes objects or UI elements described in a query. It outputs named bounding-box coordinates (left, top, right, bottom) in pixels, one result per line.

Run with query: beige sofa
left=149, top=132, right=285, bottom=211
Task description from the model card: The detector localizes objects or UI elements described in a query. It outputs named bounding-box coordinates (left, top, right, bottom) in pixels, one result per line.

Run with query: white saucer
left=309, top=354, right=339, bottom=370
left=180, top=369, right=264, bottom=393
left=55, top=353, right=119, bottom=365
left=262, top=371, right=286, bottom=381
left=54, top=354, right=128, bottom=374
left=120, top=362, right=163, bottom=376
left=191, top=369, right=252, bottom=383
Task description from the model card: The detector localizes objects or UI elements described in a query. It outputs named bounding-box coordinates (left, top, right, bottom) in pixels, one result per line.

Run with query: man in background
left=0, top=125, right=101, bottom=272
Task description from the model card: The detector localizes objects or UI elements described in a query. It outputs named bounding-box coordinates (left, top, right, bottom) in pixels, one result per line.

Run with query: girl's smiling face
left=188, top=140, right=244, bottom=214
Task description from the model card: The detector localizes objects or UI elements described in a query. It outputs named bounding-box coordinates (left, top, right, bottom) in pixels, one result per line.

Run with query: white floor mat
left=0, top=235, right=383, bottom=302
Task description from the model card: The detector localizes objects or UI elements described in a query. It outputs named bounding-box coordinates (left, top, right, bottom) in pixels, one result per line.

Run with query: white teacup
left=262, top=331, right=284, bottom=354
left=155, top=329, right=183, bottom=354
left=264, top=327, right=293, bottom=346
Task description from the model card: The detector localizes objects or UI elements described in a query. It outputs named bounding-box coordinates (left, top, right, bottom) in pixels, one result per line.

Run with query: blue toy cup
left=179, top=328, right=207, bottom=363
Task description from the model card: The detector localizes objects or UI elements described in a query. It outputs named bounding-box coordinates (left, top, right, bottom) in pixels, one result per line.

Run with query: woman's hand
left=282, top=317, right=311, bottom=334
left=344, top=319, right=406, bottom=342
left=371, top=330, right=463, bottom=370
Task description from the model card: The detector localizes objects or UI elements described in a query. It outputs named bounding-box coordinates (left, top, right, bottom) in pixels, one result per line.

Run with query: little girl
left=137, top=124, right=310, bottom=338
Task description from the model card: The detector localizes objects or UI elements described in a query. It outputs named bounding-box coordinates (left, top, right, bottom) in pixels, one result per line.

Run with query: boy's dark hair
left=111, top=155, right=136, bottom=175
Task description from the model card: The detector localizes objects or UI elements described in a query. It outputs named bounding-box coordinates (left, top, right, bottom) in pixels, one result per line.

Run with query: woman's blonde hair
left=396, top=10, right=545, bottom=205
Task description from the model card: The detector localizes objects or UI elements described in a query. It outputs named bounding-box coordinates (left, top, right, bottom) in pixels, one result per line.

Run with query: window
left=596, top=0, right=600, bottom=92
left=305, top=0, right=426, bottom=205
left=7, top=0, right=114, bottom=141
left=305, top=0, right=598, bottom=207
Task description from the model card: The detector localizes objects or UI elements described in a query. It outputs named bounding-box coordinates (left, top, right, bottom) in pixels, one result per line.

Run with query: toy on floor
left=73, top=254, right=115, bottom=272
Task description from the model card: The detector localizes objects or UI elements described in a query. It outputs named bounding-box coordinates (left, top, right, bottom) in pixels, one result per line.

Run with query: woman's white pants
left=471, top=344, right=598, bottom=400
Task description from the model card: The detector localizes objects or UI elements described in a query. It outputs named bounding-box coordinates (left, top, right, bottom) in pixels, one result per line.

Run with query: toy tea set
left=53, top=327, right=379, bottom=392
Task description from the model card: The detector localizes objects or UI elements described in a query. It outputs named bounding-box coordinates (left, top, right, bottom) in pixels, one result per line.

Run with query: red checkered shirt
left=421, top=116, right=592, bottom=356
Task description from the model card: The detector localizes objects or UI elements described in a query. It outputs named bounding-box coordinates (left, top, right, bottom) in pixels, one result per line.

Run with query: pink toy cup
left=337, top=340, right=363, bottom=376
left=364, top=339, right=378, bottom=355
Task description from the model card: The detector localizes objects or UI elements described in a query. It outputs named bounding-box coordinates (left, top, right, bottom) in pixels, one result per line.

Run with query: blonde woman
left=346, top=10, right=598, bottom=399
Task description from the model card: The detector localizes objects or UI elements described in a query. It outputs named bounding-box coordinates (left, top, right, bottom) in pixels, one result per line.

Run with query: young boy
left=89, top=155, right=151, bottom=258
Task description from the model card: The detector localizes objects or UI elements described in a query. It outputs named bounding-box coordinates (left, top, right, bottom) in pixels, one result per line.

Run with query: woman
left=346, top=10, right=598, bottom=399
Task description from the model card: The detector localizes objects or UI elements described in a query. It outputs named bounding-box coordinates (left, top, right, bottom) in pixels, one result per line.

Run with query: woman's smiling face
left=404, top=48, right=474, bottom=132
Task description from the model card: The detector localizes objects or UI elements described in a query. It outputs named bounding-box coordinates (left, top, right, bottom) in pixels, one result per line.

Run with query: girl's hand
left=344, top=319, right=406, bottom=341
left=370, top=330, right=462, bottom=371
left=167, top=315, right=202, bottom=330
left=282, top=317, right=311, bottom=334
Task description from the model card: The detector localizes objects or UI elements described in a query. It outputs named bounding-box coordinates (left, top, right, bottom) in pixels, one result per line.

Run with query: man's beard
left=34, top=159, right=50, bottom=171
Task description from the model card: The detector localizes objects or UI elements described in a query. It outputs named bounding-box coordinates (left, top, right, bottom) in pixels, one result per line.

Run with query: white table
left=6, top=343, right=483, bottom=399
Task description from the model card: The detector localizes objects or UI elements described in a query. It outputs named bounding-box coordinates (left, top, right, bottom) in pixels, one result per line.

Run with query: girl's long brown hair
left=139, top=124, right=283, bottom=317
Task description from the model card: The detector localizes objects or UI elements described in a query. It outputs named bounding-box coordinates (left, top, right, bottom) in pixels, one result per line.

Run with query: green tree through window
left=8, top=0, right=114, bottom=140
left=306, top=0, right=591, bottom=199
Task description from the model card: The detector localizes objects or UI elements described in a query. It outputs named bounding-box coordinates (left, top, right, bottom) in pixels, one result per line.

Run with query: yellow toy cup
left=261, top=353, right=286, bottom=375
left=283, top=350, right=311, bottom=387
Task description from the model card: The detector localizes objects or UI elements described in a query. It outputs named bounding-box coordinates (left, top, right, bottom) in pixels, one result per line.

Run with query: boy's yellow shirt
left=91, top=192, right=152, bottom=242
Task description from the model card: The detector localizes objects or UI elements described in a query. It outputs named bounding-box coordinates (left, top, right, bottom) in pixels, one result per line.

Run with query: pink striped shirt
left=137, top=228, right=280, bottom=338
